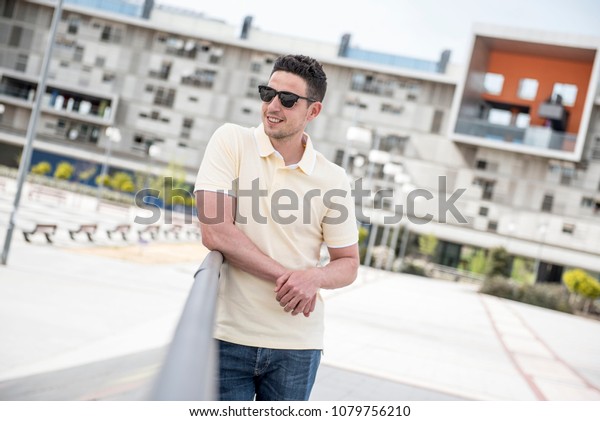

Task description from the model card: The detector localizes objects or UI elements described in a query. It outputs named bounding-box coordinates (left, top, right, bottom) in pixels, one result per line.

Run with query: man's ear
left=306, top=102, right=322, bottom=122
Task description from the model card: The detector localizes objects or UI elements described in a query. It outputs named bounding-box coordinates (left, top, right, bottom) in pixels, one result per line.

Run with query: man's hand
left=274, top=269, right=324, bottom=317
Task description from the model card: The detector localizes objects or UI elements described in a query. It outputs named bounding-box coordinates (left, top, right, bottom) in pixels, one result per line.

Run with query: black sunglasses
left=258, top=85, right=318, bottom=108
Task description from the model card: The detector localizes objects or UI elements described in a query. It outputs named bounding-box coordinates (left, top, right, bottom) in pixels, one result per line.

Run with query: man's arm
left=196, top=190, right=287, bottom=282
left=274, top=243, right=359, bottom=316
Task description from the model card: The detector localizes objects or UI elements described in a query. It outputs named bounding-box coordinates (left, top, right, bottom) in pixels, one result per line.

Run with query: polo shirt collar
left=254, top=124, right=316, bottom=175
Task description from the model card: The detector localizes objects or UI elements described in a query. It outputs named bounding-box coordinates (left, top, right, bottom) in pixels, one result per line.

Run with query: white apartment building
left=1, top=0, right=599, bottom=280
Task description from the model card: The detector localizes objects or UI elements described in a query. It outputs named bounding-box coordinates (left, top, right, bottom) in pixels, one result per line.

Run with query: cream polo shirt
left=194, top=123, right=358, bottom=350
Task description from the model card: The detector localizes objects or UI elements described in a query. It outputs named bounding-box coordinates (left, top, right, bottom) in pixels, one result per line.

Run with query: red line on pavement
left=479, top=294, right=547, bottom=400
left=506, top=302, right=600, bottom=394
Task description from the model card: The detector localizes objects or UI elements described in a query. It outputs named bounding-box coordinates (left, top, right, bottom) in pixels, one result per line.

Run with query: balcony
left=455, top=117, right=577, bottom=153
left=0, top=75, right=116, bottom=126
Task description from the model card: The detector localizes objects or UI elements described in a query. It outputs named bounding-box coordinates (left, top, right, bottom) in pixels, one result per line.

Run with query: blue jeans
left=218, top=340, right=321, bottom=401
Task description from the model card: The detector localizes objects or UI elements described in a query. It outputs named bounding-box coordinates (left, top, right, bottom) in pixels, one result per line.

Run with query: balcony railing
left=455, top=117, right=577, bottom=152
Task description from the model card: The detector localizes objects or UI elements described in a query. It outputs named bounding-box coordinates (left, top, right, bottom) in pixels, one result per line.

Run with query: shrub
left=402, top=263, right=426, bottom=277
left=563, top=269, right=600, bottom=313
left=110, top=171, right=135, bottom=192
left=54, top=161, right=74, bottom=180
left=31, top=161, right=52, bottom=176
left=480, top=277, right=572, bottom=313
left=95, top=174, right=111, bottom=187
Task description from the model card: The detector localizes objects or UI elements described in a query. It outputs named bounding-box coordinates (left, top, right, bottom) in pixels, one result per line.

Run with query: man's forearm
left=317, top=256, right=359, bottom=289
left=202, top=223, right=286, bottom=283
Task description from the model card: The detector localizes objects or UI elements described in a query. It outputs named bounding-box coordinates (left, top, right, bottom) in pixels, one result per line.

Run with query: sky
left=155, top=0, right=600, bottom=64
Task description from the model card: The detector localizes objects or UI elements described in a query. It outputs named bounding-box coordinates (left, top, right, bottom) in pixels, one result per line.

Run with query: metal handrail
left=150, top=250, right=223, bottom=400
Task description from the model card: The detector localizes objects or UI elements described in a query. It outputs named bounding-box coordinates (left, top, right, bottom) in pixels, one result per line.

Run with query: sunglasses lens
left=259, top=86, right=276, bottom=102
left=279, top=93, right=299, bottom=108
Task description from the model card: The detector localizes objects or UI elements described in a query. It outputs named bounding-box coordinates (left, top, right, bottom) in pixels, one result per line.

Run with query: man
left=194, top=54, right=359, bottom=401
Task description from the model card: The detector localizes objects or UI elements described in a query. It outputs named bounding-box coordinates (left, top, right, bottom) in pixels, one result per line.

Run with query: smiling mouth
left=267, top=116, right=283, bottom=124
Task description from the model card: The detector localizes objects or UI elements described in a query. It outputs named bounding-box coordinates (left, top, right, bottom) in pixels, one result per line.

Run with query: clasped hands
left=274, top=268, right=324, bottom=317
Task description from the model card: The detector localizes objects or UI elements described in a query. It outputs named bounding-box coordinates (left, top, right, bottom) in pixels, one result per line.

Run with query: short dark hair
left=271, top=54, right=327, bottom=102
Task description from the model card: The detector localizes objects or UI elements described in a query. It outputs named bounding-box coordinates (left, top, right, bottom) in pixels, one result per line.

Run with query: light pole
left=2, top=0, right=64, bottom=266
left=96, top=127, right=121, bottom=208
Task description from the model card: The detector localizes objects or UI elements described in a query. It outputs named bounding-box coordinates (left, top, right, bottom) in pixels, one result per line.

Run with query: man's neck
left=271, top=134, right=307, bottom=166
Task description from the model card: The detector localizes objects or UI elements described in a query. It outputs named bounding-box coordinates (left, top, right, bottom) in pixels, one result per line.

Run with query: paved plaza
left=1, top=179, right=600, bottom=401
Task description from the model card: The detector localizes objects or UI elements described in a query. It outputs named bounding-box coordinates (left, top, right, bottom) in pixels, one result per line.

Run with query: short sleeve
left=194, top=124, right=239, bottom=195
left=322, top=177, right=358, bottom=248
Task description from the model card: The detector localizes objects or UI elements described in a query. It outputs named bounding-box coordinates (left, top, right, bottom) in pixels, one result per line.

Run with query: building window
left=552, top=83, right=578, bottom=106
left=188, top=96, right=198, bottom=102
left=541, top=194, right=554, bottom=212
left=590, top=137, right=600, bottom=160
left=517, top=78, right=538, bottom=100
left=562, top=223, right=575, bottom=234
left=581, top=197, right=593, bottom=208
left=560, top=167, right=575, bottom=186
left=67, top=18, right=79, bottom=35
left=100, top=26, right=111, bottom=41
left=483, top=73, right=504, bottom=95
left=488, top=108, right=512, bottom=126
left=15, top=54, right=27, bottom=72
left=381, top=103, right=403, bottom=114
left=181, top=69, right=217, bottom=88
left=475, top=160, right=487, bottom=170
left=473, top=178, right=495, bottom=200
left=95, top=56, right=106, bottom=67
left=479, top=207, right=489, bottom=217
left=145, top=84, right=154, bottom=93
left=150, top=61, right=172, bottom=80
left=8, top=26, right=22, bottom=47
left=515, top=113, right=531, bottom=128
left=102, top=73, right=115, bottom=83
left=379, top=135, right=408, bottom=155
left=487, top=221, right=498, bottom=232
left=431, top=110, right=444, bottom=134
left=73, top=46, right=84, bottom=62
left=154, top=87, right=176, bottom=108
left=2, top=0, right=17, bottom=18
left=182, top=118, right=194, bottom=129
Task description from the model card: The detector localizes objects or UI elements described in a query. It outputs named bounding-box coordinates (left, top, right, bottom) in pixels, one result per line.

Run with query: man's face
left=261, top=71, right=320, bottom=142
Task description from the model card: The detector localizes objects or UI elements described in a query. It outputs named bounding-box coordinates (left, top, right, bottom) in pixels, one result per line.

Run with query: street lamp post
left=1, top=0, right=64, bottom=266
left=96, top=127, right=121, bottom=209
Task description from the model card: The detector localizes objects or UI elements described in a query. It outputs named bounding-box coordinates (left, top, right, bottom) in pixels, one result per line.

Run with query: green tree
left=468, top=249, right=487, bottom=274
left=31, top=161, right=52, bottom=176
left=54, top=161, right=74, bottom=180
left=418, top=233, right=438, bottom=263
left=563, top=269, right=600, bottom=313
left=485, top=247, right=511, bottom=278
